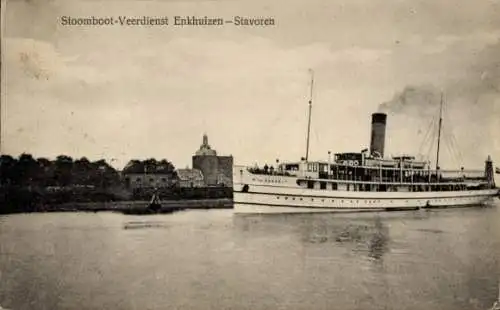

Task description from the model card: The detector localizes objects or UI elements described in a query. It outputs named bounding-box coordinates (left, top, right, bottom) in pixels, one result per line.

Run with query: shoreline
left=1, top=198, right=233, bottom=215
left=55, top=198, right=233, bottom=212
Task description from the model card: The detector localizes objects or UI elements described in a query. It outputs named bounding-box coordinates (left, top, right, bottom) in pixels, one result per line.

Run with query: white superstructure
left=233, top=161, right=498, bottom=213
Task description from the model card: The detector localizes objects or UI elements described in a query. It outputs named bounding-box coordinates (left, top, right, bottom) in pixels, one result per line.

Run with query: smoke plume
left=378, top=40, right=500, bottom=168
left=378, top=85, right=442, bottom=117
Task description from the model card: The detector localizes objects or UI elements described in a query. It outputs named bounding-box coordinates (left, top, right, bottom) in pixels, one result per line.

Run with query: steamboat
left=233, top=74, right=499, bottom=214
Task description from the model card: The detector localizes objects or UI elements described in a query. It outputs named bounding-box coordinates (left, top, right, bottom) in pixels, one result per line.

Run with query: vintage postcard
left=1, top=0, right=499, bottom=309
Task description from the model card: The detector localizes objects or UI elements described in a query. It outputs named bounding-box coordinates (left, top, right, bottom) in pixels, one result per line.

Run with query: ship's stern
left=232, top=165, right=250, bottom=193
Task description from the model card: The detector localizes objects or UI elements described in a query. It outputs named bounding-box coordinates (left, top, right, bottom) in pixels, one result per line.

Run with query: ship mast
left=305, top=69, right=314, bottom=161
left=435, top=92, right=444, bottom=171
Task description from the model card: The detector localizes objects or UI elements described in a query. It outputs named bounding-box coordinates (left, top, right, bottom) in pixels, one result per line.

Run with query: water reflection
left=0, top=208, right=498, bottom=310
left=232, top=208, right=500, bottom=309
left=123, top=220, right=168, bottom=230
left=233, top=213, right=390, bottom=261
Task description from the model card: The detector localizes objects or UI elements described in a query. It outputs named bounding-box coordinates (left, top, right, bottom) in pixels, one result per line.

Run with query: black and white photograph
left=1, top=0, right=500, bottom=309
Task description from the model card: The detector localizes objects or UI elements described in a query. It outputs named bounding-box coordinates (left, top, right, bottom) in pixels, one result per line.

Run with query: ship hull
left=233, top=189, right=497, bottom=214
left=233, top=167, right=499, bottom=214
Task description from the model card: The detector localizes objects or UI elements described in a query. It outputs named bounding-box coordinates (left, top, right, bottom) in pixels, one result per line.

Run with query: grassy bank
left=55, top=198, right=233, bottom=213
left=0, top=186, right=233, bottom=214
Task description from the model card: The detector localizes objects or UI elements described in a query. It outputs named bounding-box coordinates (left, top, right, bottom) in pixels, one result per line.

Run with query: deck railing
left=246, top=164, right=489, bottom=186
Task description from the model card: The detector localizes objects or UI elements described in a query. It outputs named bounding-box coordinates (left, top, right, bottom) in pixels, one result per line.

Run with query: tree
left=0, top=155, right=16, bottom=186
left=36, top=157, right=53, bottom=186
left=17, top=153, right=41, bottom=186
left=53, top=155, right=74, bottom=186
left=88, top=159, right=120, bottom=188
left=158, top=159, right=176, bottom=174
left=122, top=160, right=142, bottom=174
left=73, top=157, right=92, bottom=185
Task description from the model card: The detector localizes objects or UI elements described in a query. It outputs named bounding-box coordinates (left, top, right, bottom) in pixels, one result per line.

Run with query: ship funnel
left=370, top=113, right=387, bottom=158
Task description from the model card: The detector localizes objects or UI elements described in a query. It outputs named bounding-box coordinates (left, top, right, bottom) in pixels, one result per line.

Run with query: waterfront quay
left=43, top=198, right=233, bottom=214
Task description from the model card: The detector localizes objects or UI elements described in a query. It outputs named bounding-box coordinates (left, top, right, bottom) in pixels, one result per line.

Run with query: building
left=124, top=173, right=174, bottom=189
left=122, top=160, right=176, bottom=189
left=192, top=134, right=233, bottom=187
left=176, top=168, right=205, bottom=188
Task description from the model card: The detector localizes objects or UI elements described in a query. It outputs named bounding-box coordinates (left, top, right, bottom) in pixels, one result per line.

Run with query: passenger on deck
left=270, top=166, right=274, bottom=174
left=264, top=164, right=269, bottom=174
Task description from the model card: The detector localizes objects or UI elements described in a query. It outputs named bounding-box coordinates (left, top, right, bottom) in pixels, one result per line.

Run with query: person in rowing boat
left=147, top=189, right=162, bottom=213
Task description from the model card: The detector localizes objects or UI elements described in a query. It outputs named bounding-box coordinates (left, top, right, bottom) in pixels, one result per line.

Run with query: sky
left=1, top=0, right=500, bottom=170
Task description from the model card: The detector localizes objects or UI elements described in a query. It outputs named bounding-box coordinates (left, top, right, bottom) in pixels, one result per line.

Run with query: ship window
left=320, top=182, right=327, bottom=190
left=307, top=181, right=314, bottom=189
left=285, top=197, right=288, bottom=200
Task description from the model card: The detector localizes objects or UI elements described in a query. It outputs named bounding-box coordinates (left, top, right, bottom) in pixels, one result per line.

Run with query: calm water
left=1, top=203, right=499, bottom=310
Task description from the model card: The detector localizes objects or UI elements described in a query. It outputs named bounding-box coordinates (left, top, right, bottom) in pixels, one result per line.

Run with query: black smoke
left=377, top=40, right=500, bottom=168
left=378, top=85, right=442, bottom=118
